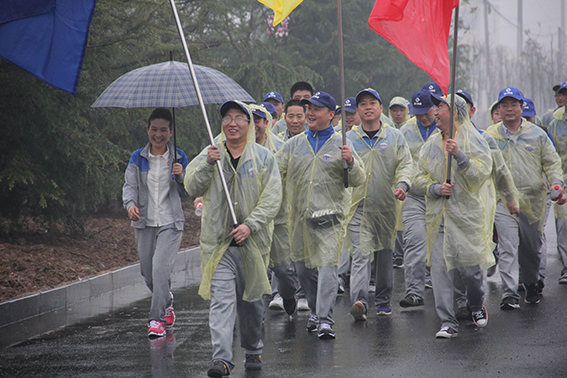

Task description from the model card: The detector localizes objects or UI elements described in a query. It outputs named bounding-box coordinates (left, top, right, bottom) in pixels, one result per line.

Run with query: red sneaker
left=148, top=320, right=166, bottom=337
left=164, top=292, right=175, bottom=326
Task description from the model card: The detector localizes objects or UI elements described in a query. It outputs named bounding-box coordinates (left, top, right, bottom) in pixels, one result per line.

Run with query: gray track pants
left=402, top=194, right=428, bottom=298
left=295, top=262, right=338, bottom=325
left=494, top=201, right=543, bottom=300
left=557, top=218, right=567, bottom=275
left=349, top=205, right=393, bottom=307
left=209, top=246, right=264, bottom=369
left=431, top=225, right=485, bottom=331
left=135, top=224, right=181, bottom=322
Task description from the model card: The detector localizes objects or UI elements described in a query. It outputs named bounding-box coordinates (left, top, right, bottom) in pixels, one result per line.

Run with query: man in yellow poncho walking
left=275, top=91, right=366, bottom=339
left=415, top=94, right=494, bottom=339
left=184, top=101, right=282, bottom=377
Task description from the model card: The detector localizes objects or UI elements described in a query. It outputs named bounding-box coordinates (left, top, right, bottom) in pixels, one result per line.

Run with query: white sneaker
left=297, top=298, right=310, bottom=311
left=435, top=326, right=458, bottom=339
left=268, top=294, right=284, bottom=311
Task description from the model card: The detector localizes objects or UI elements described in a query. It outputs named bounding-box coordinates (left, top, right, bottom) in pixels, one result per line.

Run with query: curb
left=0, top=247, right=201, bottom=349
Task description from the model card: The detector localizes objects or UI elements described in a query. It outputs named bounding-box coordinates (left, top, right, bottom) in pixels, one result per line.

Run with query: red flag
left=368, top=0, right=459, bottom=94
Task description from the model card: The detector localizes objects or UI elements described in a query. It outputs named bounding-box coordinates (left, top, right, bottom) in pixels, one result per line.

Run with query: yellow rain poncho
left=346, top=124, right=413, bottom=256
left=184, top=101, right=282, bottom=301
left=249, top=104, right=290, bottom=267
left=275, top=129, right=366, bottom=268
left=388, top=96, right=410, bottom=129
left=400, top=117, right=439, bottom=196
left=480, top=131, right=519, bottom=214
left=486, top=119, right=563, bottom=229
left=488, top=101, right=499, bottom=126
left=414, top=95, right=495, bottom=271
left=546, top=114, right=567, bottom=220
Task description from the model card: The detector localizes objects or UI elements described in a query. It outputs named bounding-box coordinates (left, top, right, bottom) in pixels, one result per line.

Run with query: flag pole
left=338, top=0, right=348, bottom=188
left=168, top=0, right=239, bottom=228
left=446, top=4, right=460, bottom=187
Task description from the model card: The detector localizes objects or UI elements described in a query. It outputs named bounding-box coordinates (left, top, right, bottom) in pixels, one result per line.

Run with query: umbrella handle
left=169, top=0, right=239, bottom=226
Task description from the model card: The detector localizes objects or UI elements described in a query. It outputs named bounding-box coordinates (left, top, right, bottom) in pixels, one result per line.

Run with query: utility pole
left=484, top=0, right=491, bottom=126
left=561, top=0, right=565, bottom=74
left=517, top=0, right=523, bottom=56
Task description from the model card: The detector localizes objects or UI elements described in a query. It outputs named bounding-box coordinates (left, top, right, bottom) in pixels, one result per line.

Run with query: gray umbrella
left=91, top=60, right=254, bottom=108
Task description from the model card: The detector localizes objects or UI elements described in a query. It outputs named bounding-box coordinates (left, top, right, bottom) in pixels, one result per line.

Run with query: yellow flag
left=258, top=0, right=303, bottom=26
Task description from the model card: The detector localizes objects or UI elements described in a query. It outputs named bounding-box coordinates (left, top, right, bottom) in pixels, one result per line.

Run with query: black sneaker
left=393, top=257, right=404, bottom=269
left=399, top=294, right=424, bottom=308
left=317, top=323, right=336, bottom=339
left=471, top=306, right=488, bottom=327
left=524, top=283, right=541, bottom=304
left=500, top=296, right=520, bottom=310
left=306, top=314, right=319, bottom=332
left=207, top=360, right=230, bottom=378
left=244, top=354, right=262, bottom=371
left=536, top=279, right=545, bottom=295
left=282, top=296, right=297, bottom=316
left=338, top=277, right=345, bottom=294
left=559, top=272, right=567, bottom=284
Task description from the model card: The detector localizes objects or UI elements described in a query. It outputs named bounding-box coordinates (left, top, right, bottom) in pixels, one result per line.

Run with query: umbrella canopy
left=91, top=60, right=254, bottom=108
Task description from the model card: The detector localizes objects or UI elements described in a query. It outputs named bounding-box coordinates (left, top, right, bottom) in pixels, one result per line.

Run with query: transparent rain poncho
left=486, top=118, right=563, bottom=229
left=345, top=124, right=413, bottom=256
left=414, top=95, right=496, bottom=270
left=275, top=129, right=366, bottom=268
left=388, top=96, right=410, bottom=129
left=546, top=115, right=567, bottom=220
left=184, top=101, right=282, bottom=301
left=400, top=117, right=439, bottom=196
left=249, top=104, right=289, bottom=267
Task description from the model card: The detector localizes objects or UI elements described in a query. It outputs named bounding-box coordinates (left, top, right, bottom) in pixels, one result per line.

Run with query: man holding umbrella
left=123, top=108, right=189, bottom=338
left=184, top=101, right=281, bottom=376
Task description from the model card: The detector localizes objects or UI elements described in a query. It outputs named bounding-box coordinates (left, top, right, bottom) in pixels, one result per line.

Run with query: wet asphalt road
left=2, top=230, right=567, bottom=377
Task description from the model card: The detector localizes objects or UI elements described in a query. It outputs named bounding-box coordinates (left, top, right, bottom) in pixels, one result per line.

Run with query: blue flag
left=0, top=0, right=96, bottom=95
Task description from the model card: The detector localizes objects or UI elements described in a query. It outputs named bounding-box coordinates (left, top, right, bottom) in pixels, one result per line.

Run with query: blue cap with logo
left=558, top=80, right=567, bottom=93
left=344, top=97, right=357, bottom=113
left=263, top=91, right=284, bottom=104
left=301, top=91, right=336, bottom=111
left=497, top=87, right=523, bottom=103
left=260, top=102, right=277, bottom=118
left=455, top=89, right=474, bottom=107
left=423, top=82, right=443, bottom=96
left=220, top=100, right=250, bottom=118
left=522, top=98, right=535, bottom=118
left=410, top=89, right=434, bottom=115
left=355, top=88, right=382, bottom=106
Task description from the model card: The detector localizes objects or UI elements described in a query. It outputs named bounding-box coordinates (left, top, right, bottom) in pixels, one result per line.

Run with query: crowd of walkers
left=122, top=79, right=567, bottom=377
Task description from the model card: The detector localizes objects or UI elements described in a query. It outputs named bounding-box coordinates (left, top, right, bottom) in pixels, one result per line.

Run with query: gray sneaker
left=317, top=323, right=336, bottom=339
left=306, top=314, right=319, bottom=332
left=435, top=326, right=458, bottom=339
left=349, top=301, right=367, bottom=321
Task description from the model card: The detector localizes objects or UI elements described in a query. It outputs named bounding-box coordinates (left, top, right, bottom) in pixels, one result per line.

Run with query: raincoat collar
left=306, top=124, right=335, bottom=153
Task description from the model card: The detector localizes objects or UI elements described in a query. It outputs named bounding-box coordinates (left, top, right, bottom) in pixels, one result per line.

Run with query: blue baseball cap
left=558, top=80, right=567, bottom=93
left=344, top=97, right=357, bottom=113
left=260, top=102, right=277, bottom=118
left=263, top=91, right=284, bottom=104
left=497, top=87, right=523, bottom=104
left=522, top=98, right=535, bottom=118
left=410, top=89, right=434, bottom=115
left=423, top=82, right=443, bottom=95
left=455, top=89, right=474, bottom=107
left=252, top=108, right=267, bottom=119
left=355, top=88, right=382, bottom=106
left=220, top=100, right=250, bottom=118
left=301, top=91, right=336, bottom=111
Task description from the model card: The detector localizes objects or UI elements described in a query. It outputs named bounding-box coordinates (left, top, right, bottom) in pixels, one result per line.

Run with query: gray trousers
left=557, top=218, right=567, bottom=275
left=394, top=230, right=404, bottom=261
left=135, top=224, right=181, bottom=322
left=495, top=201, right=543, bottom=300
left=536, top=196, right=551, bottom=281
left=210, top=247, right=264, bottom=369
left=431, top=226, right=485, bottom=330
left=295, top=262, right=338, bottom=325
left=402, top=194, right=428, bottom=298
left=349, top=206, right=393, bottom=307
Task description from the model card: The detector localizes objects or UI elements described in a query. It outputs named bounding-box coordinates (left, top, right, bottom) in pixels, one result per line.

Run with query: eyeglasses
left=222, top=116, right=249, bottom=125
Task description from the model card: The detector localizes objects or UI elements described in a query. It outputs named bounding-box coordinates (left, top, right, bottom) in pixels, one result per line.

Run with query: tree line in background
left=0, top=0, right=451, bottom=234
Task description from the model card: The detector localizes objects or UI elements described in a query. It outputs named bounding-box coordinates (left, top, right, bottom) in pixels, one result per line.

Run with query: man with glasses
left=185, top=101, right=282, bottom=377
